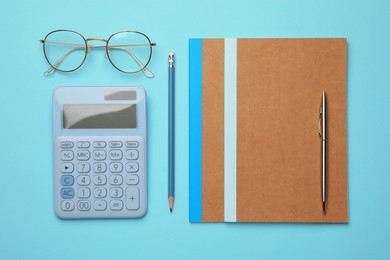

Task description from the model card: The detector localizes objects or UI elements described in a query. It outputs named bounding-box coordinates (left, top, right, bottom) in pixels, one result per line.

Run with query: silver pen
left=319, top=91, right=327, bottom=214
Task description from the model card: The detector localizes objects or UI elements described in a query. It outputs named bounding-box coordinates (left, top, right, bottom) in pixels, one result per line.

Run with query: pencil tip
left=323, top=202, right=326, bottom=215
left=168, top=196, right=174, bottom=213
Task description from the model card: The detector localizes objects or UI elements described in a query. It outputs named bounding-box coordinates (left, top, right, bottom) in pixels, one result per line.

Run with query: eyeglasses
left=40, top=29, right=157, bottom=78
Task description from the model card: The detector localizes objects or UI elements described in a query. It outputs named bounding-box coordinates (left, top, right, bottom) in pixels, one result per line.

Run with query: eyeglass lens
left=44, top=30, right=87, bottom=72
left=107, top=31, right=152, bottom=74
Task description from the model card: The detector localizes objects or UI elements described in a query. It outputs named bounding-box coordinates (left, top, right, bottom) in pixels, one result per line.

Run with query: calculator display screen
left=63, top=104, right=136, bottom=129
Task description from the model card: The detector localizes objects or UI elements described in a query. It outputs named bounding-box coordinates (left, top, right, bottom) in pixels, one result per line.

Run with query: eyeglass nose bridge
left=85, top=38, right=109, bottom=58
left=86, top=38, right=107, bottom=43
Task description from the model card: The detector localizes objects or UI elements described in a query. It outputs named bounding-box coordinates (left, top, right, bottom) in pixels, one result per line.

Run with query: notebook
left=189, top=38, right=348, bottom=223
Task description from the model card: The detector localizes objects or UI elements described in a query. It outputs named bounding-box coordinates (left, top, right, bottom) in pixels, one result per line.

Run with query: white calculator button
left=126, top=187, right=140, bottom=210
left=77, top=163, right=90, bottom=173
left=93, top=175, right=107, bottom=186
left=77, top=175, right=91, bottom=186
left=61, top=200, right=74, bottom=211
left=61, top=150, right=74, bottom=161
left=77, top=200, right=91, bottom=211
left=125, top=141, right=139, bottom=148
left=93, top=187, right=107, bottom=198
left=125, top=162, right=139, bottom=173
left=125, top=149, right=139, bottom=160
left=60, top=141, right=74, bottom=149
left=77, top=188, right=91, bottom=198
left=109, top=150, right=123, bottom=160
left=93, top=150, right=107, bottom=160
left=109, top=162, right=123, bottom=173
left=125, top=175, right=139, bottom=185
left=76, top=150, right=90, bottom=161
left=109, top=200, right=123, bottom=210
left=77, top=141, right=90, bottom=148
left=109, top=175, right=123, bottom=185
left=93, top=162, right=106, bottom=173
left=110, top=187, right=123, bottom=198
left=61, top=162, right=74, bottom=173
left=94, top=200, right=107, bottom=211
left=93, top=141, right=106, bottom=148
left=109, top=141, right=123, bottom=148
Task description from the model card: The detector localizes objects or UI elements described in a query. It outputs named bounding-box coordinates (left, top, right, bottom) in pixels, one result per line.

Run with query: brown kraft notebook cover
left=198, top=38, right=348, bottom=223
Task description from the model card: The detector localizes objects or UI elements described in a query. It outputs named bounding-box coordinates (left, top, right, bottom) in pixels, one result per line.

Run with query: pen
left=168, top=52, right=175, bottom=213
left=319, top=91, right=327, bottom=214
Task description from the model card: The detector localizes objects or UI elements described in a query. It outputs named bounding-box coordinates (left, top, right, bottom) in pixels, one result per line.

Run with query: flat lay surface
left=0, top=0, right=389, bottom=259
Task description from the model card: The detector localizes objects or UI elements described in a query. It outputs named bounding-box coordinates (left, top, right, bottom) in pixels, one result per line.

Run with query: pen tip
left=323, top=202, right=326, bottom=215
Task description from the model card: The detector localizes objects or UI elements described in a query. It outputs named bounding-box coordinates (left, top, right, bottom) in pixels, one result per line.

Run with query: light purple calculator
left=53, top=85, right=147, bottom=219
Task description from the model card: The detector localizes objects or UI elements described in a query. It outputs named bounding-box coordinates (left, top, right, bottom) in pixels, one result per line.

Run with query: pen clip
left=318, top=104, right=322, bottom=138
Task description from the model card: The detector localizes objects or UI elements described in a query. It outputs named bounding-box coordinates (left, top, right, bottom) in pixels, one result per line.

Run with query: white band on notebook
left=224, top=38, right=237, bottom=222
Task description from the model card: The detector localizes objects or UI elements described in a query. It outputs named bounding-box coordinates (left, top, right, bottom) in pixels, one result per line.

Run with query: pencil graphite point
left=323, top=202, right=326, bottom=215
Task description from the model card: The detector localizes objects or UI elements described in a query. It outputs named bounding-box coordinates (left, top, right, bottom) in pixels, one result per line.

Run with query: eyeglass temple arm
left=107, top=46, right=154, bottom=78
left=43, top=46, right=86, bottom=77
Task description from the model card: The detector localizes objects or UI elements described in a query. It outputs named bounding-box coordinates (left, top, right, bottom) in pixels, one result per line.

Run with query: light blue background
left=0, top=0, right=389, bottom=259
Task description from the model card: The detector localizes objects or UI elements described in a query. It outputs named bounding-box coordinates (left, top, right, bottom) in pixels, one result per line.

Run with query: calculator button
left=77, top=163, right=90, bottom=173
left=110, top=200, right=123, bottom=210
left=61, top=162, right=74, bottom=173
left=93, top=162, right=106, bottom=173
left=109, top=141, right=123, bottom=148
left=76, top=150, right=90, bottom=161
left=60, top=141, right=74, bottom=149
left=109, top=162, right=123, bottom=173
left=126, top=187, right=139, bottom=210
left=60, top=150, right=74, bottom=161
left=109, top=150, right=123, bottom=160
left=77, top=141, right=90, bottom=148
left=60, top=175, right=74, bottom=186
left=61, top=188, right=74, bottom=199
left=93, top=187, right=107, bottom=198
left=93, top=175, right=107, bottom=186
left=125, top=175, right=139, bottom=185
left=77, top=200, right=91, bottom=211
left=125, top=149, right=139, bottom=160
left=125, top=141, right=139, bottom=148
left=93, top=141, right=106, bottom=148
left=94, top=200, right=107, bottom=211
left=125, top=162, right=139, bottom=173
left=61, top=200, right=74, bottom=211
left=109, top=175, right=123, bottom=185
left=110, top=187, right=123, bottom=198
left=77, top=175, right=91, bottom=186
left=93, top=150, right=107, bottom=160
left=77, top=188, right=91, bottom=198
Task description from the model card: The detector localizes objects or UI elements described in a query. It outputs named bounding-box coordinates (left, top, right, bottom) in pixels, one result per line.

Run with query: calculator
left=53, top=85, right=147, bottom=219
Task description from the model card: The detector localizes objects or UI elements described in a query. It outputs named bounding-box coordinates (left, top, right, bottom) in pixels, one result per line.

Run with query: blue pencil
left=168, top=52, right=175, bottom=212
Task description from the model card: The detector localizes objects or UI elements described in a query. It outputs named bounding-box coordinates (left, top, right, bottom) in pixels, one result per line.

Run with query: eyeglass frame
left=40, top=29, right=157, bottom=77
